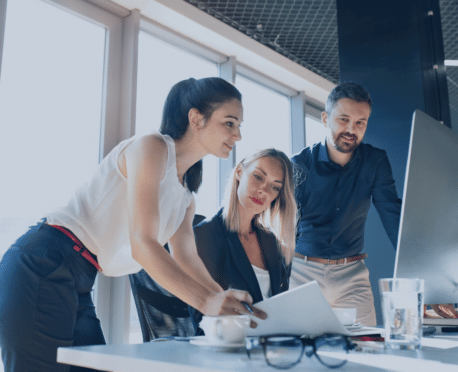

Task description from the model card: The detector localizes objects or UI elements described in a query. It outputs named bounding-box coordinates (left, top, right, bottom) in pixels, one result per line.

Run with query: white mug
left=332, top=308, right=357, bottom=326
left=200, top=315, right=250, bottom=344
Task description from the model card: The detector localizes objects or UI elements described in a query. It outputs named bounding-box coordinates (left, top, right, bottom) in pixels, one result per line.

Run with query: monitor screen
left=394, top=110, right=458, bottom=304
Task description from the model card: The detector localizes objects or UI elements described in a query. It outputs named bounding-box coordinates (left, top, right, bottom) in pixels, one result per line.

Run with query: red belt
left=294, top=252, right=367, bottom=265
left=48, top=224, right=102, bottom=272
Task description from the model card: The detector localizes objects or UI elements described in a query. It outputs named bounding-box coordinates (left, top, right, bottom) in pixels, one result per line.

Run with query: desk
left=57, top=336, right=458, bottom=372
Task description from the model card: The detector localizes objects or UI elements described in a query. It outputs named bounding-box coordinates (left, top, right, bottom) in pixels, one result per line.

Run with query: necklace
left=238, top=230, right=255, bottom=241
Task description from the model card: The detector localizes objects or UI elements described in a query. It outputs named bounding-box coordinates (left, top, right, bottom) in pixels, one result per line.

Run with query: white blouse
left=46, top=133, right=193, bottom=277
left=252, top=264, right=271, bottom=300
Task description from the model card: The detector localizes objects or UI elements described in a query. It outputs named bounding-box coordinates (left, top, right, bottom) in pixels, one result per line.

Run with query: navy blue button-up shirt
left=291, top=141, right=402, bottom=259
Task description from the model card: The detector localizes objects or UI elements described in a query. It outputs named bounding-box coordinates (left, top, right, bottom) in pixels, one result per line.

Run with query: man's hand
left=424, top=304, right=458, bottom=318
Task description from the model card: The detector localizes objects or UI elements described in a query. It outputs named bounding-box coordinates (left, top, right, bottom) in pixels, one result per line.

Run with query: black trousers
left=0, top=220, right=105, bottom=372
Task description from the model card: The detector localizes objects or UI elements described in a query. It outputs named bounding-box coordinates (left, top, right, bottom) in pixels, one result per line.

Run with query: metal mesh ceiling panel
left=184, top=0, right=457, bottom=129
left=185, top=0, right=339, bottom=83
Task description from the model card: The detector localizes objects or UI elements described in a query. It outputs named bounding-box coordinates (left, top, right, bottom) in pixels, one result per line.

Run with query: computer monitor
left=393, top=110, right=458, bottom=304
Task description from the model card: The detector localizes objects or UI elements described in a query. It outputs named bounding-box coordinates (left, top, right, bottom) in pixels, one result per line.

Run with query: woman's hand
left=202, top=289, right=267, bottom=328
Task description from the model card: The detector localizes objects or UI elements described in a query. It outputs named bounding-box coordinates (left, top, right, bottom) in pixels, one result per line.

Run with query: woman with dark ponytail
left=159, top=77, right=243, bottom=192
left=0, top=77, right=265, bottom=372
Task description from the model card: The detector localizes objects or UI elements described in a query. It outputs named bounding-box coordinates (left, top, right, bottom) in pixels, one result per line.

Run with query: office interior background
left=0, top=0, right=457, bottom=360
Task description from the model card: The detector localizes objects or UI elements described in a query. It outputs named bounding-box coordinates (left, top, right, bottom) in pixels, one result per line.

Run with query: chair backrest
left=129, top=214, right=206, bottom=341
left=193, top=214, right=206, bottom=226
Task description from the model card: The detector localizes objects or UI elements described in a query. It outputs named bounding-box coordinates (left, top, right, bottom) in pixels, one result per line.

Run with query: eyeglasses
left=245, top=334, right=355, bottom=369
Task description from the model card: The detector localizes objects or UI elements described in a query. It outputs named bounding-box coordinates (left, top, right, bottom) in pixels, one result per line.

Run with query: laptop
left=246, top=281, right=381, bottom=337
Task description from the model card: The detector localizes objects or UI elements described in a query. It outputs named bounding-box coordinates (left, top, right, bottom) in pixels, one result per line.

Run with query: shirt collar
left=318, top=140, right=331, bottom=163
left=318, top=139, right=363, bottom=167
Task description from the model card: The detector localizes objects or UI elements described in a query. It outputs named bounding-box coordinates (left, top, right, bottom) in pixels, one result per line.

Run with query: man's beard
left=333, top=132, right=359, bottom=153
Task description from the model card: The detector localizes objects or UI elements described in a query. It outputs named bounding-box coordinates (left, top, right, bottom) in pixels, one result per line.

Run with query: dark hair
left=325, top=82, right=372, bottom=114
left=159, top=77, right=242, bottom=193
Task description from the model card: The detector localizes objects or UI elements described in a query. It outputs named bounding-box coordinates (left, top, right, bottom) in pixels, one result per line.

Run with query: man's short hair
left=325, top=82, right=372, bottom=114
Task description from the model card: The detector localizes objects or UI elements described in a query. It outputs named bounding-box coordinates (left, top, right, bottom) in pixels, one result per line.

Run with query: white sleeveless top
left=46, top=133, right=193, bottom=277
left=252, top=265, right=271, bottom=300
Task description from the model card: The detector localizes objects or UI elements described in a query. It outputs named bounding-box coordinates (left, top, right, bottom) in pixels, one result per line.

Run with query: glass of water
left=379, top=278, right=424, bottom=350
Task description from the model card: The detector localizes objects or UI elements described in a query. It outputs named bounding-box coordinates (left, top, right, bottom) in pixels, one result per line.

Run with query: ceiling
left=183, top=0, right=458, bottom=129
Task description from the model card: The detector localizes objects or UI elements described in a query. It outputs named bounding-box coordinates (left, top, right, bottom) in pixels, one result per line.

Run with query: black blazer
left=190, top=208, right=291, bottom=332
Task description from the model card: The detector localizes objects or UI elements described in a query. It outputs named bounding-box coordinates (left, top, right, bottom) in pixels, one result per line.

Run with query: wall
left=336, top=0, right=451, bottom=323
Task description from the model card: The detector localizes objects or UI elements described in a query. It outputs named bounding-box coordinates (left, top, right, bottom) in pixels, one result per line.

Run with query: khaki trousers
left=290, top=256, right=377, bottom=326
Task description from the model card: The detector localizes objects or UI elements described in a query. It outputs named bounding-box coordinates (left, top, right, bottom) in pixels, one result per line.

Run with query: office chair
left=129, top=214, right=206, bottom=341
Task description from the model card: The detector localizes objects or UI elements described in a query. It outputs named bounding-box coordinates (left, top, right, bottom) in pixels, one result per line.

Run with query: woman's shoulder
left=128, top=133, right=170, bottom=163
left=134, top=133, right=168, bottom=150
left=118, top=134, right=171, bottom=181
left=194, top=210, right=229, bottom=245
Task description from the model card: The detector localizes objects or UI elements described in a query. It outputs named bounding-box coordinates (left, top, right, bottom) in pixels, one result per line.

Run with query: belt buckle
left=327, top=258, right=331, bottom=265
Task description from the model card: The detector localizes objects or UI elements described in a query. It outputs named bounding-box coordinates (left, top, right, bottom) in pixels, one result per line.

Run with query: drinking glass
left=379, top=278, right=424, bottom=350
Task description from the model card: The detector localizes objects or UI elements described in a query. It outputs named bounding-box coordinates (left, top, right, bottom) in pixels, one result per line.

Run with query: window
left=130, top=30, right=220, bottom=343
left=135, top=30, right=219, bottom=218
left=306, top=115, right=328, bottom=148
left=0, top=0, right=106, bottom=259
left=135, top=31, right=218, bottom=135
left=235, top=75, right=292, bottom=162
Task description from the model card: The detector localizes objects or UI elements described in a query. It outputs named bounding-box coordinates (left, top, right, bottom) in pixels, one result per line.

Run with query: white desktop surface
left=57, top=337, right=458, bottom=372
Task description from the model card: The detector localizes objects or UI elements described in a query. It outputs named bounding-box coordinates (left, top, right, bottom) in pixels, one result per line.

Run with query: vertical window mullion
left=218, top=56, right=237, bottom=206
left=95, top=9, right=141, bottom=346
left=119, top=9, right=140, bottom=141
left=291, top=91, right=307, bottom=155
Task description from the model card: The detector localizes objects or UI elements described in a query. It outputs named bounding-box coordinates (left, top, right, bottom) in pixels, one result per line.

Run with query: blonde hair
left=222, top=149, right=297, bottom=264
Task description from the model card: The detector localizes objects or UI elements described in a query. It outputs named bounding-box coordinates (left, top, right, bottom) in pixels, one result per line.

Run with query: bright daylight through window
left=0, top=0, right=105, bottom=259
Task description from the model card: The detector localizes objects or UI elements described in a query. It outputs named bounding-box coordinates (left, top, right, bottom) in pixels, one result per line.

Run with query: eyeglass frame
left=245, top=333, right=355, bottom=369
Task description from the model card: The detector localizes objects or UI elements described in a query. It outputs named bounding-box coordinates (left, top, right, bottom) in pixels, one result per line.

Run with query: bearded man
left=290, top=82, right=401, bottom=326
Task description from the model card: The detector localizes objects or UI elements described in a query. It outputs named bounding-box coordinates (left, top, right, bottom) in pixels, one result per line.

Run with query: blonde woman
left=190, top=148, right=297, bottom=331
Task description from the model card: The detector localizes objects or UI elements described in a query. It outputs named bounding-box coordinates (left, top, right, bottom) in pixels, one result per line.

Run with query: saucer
left=189, top=337, right=245, bottom=349
left=346, top=323, right=364, bottom=331
left=346, top=325, right=363, bottom=331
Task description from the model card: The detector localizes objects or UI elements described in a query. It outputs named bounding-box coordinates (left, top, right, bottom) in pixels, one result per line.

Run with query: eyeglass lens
left=262, top=335, right=348, bottom=369
left=314, top=335, right=348, bottom=368
left=264, top=336, right=303, bottom=369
